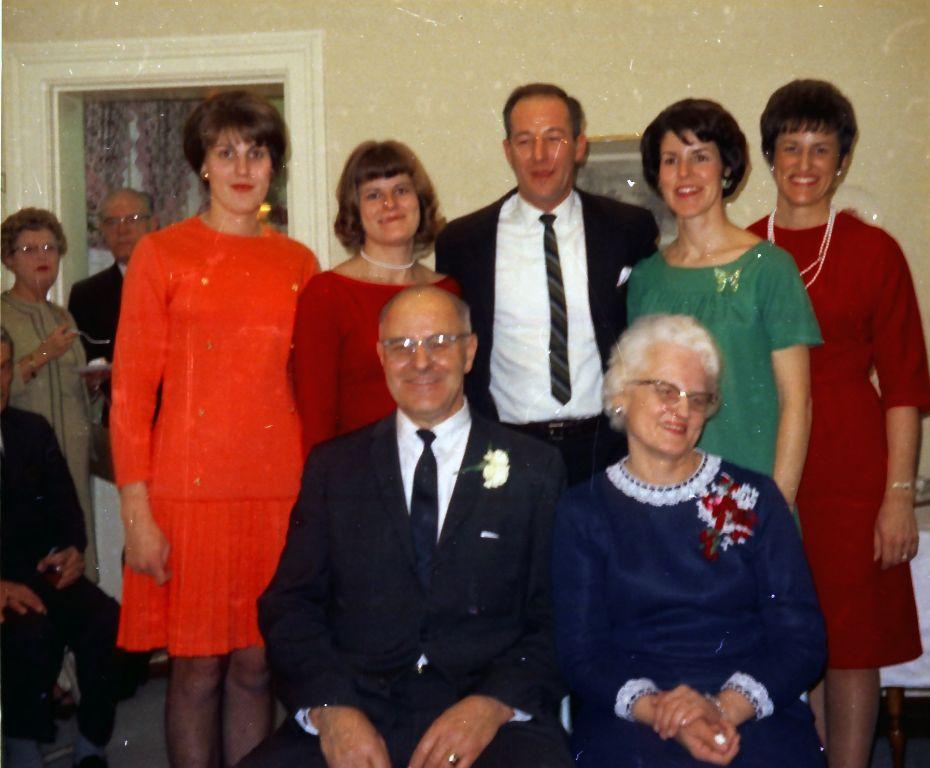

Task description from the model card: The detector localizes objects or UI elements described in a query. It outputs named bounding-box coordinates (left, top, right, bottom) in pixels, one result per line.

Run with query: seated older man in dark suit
left=0, top=329, right=119, bottom=768
left=241, top=287, right=571, bottom=768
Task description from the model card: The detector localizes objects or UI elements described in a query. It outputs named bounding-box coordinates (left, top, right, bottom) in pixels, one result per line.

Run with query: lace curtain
left=84, top=99, right=204, bottom=248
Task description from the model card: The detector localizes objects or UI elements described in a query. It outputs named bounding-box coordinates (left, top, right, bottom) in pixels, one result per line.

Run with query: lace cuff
left=721, top=671, right=774, bottom=720
left=615, top=678, right=659, bottom=721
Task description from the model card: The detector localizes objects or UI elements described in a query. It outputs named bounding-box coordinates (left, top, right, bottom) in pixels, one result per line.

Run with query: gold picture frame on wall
left=576, top=135, right=675, bottom=245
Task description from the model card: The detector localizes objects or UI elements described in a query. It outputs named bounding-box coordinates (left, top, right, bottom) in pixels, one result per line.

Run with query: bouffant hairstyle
left=603, top=314, right=722, bottom=431
left=760, top=79, right=857, bottom=164
left=333, top=140, right=444, bottom=255
left=502, top=83, right=586, bottom=139
left=641, top=99, right=748, bottom=199
left=1, top=208, right=68, bottom=263
left=182, top=90, right=287, bottom=183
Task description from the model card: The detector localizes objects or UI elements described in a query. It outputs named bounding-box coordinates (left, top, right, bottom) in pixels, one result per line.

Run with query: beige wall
left=5, top=0, right=930, bottom=470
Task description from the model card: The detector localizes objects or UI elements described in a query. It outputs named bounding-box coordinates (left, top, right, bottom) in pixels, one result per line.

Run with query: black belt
left=506, top=415, right=602, bottom=441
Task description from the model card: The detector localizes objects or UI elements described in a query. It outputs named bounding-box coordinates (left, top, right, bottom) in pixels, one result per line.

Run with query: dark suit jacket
left=259, top=411, right=567, bottom=724
left=68, top=262, right=123, bottom=364
left=68, top=262, right=123, bottom=429
left=435, top=189, right=658, bottom=420
left=0, top=407, right=87, bottom=582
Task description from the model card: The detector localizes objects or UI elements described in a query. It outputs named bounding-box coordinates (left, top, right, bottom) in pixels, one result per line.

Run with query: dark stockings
left=166, top=647, right=272, bottom=768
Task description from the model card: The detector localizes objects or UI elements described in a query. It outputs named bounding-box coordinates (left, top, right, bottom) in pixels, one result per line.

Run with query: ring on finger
left=448, top=753, right=460, bottom=765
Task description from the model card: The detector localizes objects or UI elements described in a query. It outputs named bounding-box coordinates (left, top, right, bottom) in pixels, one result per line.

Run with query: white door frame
left=2, top=30, right=330, bottom=300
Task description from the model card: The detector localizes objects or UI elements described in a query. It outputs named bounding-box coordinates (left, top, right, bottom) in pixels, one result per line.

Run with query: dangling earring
left=614, top=404, right=624, bottom=416
left=721, top=175, right=733, bottom=190
left=835, top=168, right=843, bottom=177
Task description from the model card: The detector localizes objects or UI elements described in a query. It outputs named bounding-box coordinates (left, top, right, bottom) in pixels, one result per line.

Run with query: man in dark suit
left=0, top=329, right=119, bottom=768
left=242, top=287, right=571, bottom=768
left=436, top=83, right=658, bottom=485
left=68, top=188, right=157, bottom=367
left=69, top=188, right=156, bottom=481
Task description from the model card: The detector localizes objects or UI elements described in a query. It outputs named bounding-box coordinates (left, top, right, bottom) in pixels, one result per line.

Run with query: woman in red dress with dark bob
left=292, top=140, right=459, bottom=458
left=112, top=91, right=318, bottom=767
left=748, top=79, right=930, bottom=768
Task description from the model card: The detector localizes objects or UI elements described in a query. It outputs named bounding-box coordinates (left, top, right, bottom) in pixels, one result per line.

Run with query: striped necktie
left=540, top=213, right=571, bottom=404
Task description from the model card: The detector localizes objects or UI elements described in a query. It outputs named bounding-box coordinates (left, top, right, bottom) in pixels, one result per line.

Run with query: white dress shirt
left=490, top=190, right=604, bottom=423
left=396, top=402, right=471, bottom=535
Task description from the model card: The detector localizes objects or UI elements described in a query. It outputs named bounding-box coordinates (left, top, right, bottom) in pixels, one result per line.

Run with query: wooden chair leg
left=885, top=686, right=906, bottom=768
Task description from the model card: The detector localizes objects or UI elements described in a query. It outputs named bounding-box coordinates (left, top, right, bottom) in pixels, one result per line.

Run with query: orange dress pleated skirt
left=117, top=497, right=292, bottom=656
left=111, top=217, right=320, bottom=658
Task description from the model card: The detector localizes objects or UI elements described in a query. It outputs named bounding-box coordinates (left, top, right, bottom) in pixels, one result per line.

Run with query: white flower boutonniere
left=461, top=446, right=510, bottom=489
left=480, top=449, right=510, bottom=489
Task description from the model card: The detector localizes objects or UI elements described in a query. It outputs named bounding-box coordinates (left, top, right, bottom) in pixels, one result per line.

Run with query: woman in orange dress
left=292, top=140, right=458, bottom=458
left=111, top=91, right=318, bottom=767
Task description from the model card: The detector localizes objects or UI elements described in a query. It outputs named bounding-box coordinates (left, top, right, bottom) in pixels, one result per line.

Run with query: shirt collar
left=514, top=188, right=579, bottom=229
left=395, top=399, right=472, bottom=447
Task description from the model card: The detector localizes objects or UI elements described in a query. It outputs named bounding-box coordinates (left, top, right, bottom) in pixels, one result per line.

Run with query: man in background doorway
left=68, top=188, right=157, bottom=372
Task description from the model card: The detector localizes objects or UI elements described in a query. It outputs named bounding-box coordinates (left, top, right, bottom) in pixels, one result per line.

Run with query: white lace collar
left=606, top=453, right=721, bottom=506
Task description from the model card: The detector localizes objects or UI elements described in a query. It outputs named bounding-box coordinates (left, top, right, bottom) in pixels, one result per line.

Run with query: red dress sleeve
left=292, top=275, right=343, bottom=459
left=111, top=234, right=170, bottom=487
left=869, top=229, right=930, bottom=411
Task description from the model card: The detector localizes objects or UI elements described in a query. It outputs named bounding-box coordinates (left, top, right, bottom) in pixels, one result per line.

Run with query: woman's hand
left=39, top=322, right=78, bottom=361
left=19, top=323, right=78, bottom=382
left=675, top=717, right=740, bottom=765
left=120, top=482, right=170, bottom=585
left=652, top=685, right=721, bottom=739
left=874, top=492, right=918, bottom=569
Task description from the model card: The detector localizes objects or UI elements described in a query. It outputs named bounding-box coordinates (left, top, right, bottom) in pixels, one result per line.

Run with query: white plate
left=77, top=362, right=112, bottom=374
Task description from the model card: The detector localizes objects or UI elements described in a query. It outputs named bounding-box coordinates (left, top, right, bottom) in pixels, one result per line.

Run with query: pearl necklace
left=359, top=250, right=415, bottom=270
left=766, top=206, right=835, bottom=290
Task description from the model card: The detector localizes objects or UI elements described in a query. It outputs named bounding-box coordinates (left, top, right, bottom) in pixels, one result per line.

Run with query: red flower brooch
left=697, top=473, right=759, bottom=561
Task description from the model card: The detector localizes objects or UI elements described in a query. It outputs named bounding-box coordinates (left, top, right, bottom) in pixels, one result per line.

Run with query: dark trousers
left=0, top=576, right=119, bottom=745
left=507, top=415, right=626, bottom=488
left=238, top=666, right=572, bottom=768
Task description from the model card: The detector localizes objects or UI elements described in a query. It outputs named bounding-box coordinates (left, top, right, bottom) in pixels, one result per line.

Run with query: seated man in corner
left=241, top=287, right=572, bottom=768
left=0, top=328, right=119, bottom=768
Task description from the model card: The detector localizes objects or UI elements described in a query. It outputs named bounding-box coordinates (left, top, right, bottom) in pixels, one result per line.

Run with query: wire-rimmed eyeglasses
left=379, top=333, right=470, bottom=361
left=628, top=379, right=718, bottom=412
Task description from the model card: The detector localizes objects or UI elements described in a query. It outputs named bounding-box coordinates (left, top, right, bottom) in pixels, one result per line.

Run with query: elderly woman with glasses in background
left=1, top=207, right=98, bottom=580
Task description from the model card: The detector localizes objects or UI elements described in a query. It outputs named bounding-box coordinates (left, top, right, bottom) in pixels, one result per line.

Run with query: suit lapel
left=580, top=190, right=609, bottom=330
left=369, top=415, right=418, bottom=571
left=437, top=417, right=492, bottom=548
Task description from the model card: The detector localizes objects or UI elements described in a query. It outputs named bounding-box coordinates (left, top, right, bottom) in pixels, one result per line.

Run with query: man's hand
left=37, top=546, right=84, bottom=589
left=0, top=580, right=46, bottom=622
left=408, top=695, right=513, bottom=768
left=121, top=483, right=170, bottom=585
left=311, top=706, right=390, bottom=768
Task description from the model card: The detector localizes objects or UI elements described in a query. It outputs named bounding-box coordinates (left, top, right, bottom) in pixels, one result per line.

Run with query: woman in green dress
left=628, top=99, right=820, bottom=506
left=1, top=207, right=98, bottom=578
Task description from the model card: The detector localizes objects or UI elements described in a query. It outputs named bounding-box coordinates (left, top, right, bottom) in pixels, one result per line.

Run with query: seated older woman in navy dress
left=553, top=314, right=826, bottom=767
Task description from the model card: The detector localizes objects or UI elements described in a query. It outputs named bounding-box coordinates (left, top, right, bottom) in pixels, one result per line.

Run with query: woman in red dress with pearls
left=748, top=79, right=930, bottom=768
left=292, top=141, right=459, bottom=458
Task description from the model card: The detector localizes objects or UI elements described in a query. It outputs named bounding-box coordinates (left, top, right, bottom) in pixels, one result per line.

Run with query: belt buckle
left=547, top=420, right=568, bottom=441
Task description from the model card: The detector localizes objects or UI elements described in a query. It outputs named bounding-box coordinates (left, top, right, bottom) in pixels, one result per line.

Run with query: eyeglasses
left=101, top=214, right=150, bottom=228
left=379, top=333, right=470, bottom=361
left=628, top=379, right=718, bottom=412
left=509, top=133, right=570, bottom=158
left=14, top=243, right=59, bottom=256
